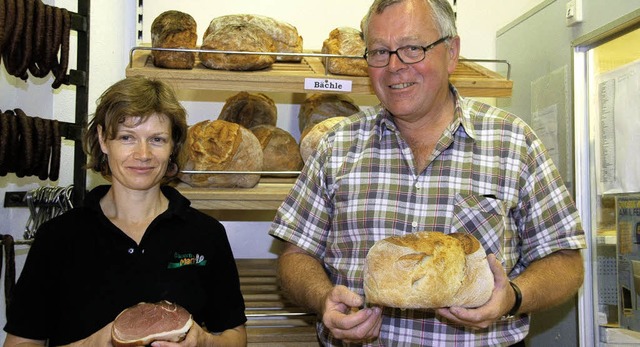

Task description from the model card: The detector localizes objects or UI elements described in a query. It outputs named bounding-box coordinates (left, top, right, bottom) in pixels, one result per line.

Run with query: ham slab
left=111, top=300, right=193, bottom=347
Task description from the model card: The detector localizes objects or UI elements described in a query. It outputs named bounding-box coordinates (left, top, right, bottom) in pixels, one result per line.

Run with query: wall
left=0, top=0, right=543, bottom=342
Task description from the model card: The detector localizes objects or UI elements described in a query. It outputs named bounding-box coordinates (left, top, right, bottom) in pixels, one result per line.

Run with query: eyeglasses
left=363, top=36, right=451, bottom=68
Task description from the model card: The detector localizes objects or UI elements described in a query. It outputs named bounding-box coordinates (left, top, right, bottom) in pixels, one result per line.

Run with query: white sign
left=304, top=78, right=352, bottom=92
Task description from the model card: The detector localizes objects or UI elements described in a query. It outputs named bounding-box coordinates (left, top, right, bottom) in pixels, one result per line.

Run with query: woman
left=3, top=77, right=247, bottom=346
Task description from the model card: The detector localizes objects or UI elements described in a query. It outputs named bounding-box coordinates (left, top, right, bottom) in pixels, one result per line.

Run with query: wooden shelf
left=126, top=49, right=513, bottom=97
left=176, top=178, right=296, bottom=211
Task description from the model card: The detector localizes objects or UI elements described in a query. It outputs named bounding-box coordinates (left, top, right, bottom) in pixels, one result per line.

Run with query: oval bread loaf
left=321, top=27, right=368, bottom=76
left=203, top=14, right=303, bottom=62
left=250, top=125, right=303, bottom=172
left=180, top=119, right=263, bottom=188
left=299, top=116, right=346, bottom=165
left=363, top=231, right=494, bottom=309
left=298, top=93, right=359, bottom=134
left=200, top=23, right=276, bottom=71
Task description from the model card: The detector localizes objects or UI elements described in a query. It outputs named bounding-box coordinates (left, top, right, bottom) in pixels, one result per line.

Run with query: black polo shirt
left=4, top=185, right=246, bottom=345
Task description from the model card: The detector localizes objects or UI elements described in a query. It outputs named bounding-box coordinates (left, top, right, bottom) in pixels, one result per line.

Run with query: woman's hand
left=150, top=322, right=247, bottom=347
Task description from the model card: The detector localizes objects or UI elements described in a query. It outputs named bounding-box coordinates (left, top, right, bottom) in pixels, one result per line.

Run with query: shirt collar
left=85, top=185, right=191, bottom=220
left=375, top=84, right=477, bottom=141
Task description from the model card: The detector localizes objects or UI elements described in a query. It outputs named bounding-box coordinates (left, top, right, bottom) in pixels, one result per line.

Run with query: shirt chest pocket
left=451, top=193, right=507, bottom=257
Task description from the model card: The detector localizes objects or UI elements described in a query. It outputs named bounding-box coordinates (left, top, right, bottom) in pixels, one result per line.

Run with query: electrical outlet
left=566, top=0, right=583, bottom=26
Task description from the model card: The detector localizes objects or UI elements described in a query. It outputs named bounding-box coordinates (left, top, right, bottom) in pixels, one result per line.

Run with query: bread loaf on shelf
left=180, top=120, right=263, bottom=188
left=151, top=10, right=197, bottom=69
left=321, top=27, right=368, bottom=76
left=218, top=92, right=277, bottom=129
left=204, top=14, right=303, bottom=62
left=299, top=116, right=346, bottom=164
left=363, top=231, right=494, bottom=309
left=298, top=93, right=360, bottom=134
left=200, top=23, right=277, bottom=71
left=251, top=125, right=303, bottom=172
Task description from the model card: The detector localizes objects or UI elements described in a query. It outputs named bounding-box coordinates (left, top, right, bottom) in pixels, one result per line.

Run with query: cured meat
left=111, top=301, right=193, bottom=347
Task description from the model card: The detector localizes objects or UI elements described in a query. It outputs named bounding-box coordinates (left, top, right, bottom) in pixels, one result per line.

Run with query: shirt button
left=415, top=183, right=421, bottom=189
left=411, top=221, right=418, bottom=228
left=128, top=248, right=135, bottom=254
left=141, top=249, right=145, bottom=254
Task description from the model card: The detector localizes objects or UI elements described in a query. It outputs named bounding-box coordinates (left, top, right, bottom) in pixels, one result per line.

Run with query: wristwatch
left=501, top=281, right=522, bottom=320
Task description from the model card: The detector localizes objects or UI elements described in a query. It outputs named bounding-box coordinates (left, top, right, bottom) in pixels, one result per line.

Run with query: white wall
left=0, top=0, right=544, bottom=341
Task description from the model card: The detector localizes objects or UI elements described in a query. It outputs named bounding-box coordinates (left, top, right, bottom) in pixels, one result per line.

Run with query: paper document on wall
left=532, top=104, right=560, bottom=169
left=595, top=59, right=640, bottom=194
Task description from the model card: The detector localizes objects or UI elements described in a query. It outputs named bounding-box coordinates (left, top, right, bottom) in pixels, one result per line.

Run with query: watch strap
left=502, top=281, right=522, bottom=320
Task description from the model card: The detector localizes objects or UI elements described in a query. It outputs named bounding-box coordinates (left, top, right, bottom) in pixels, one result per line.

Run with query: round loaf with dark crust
left=218, top=92, right=277, bottom=129
left=298, top=93, right=360, bottom=133
left=250, top=125, right=303, bottom=172
left=363, top=231, right=494, bottom=309
left=151, top=10, right=197, bottom=69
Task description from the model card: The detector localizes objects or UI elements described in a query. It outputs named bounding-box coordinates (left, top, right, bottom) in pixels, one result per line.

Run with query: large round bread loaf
left=298, top=93, right=359, bottom=133
left=203, top=14, right=303, bottom=62
left=251, top=125, right=303, bottom=172
left=299, top=116, right=346, bottom=164
left=321, top=27, right=368, bottom=76
left=151, top=11, right=197, bottom=69
left=219, top=92, right=277, bottom=129
left=180, top=120, right=262, bottom=188
left=363, top=231, right=494, bottom=308
left=200, top=23, right=276, bottom=71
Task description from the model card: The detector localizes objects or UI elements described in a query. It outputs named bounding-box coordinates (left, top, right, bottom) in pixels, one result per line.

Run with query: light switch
left=566, top=0, right=583, bottom=26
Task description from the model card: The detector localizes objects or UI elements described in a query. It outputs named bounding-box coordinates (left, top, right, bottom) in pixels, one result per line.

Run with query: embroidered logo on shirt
left=167, top=252, right=207, bottom=269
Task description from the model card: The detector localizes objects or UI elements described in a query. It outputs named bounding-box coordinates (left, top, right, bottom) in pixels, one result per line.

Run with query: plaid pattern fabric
left=269, top=86, right=585, bottom=346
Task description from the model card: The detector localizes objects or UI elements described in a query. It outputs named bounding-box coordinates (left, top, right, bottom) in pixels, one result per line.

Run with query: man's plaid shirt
left=269, top=86, right=586, bottom=346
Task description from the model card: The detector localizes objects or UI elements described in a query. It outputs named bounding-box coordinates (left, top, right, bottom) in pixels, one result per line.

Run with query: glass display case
left=573, top=15, right=640, bottom=346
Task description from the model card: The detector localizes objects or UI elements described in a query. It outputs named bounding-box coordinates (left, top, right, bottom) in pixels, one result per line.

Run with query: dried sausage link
left=52, top=7, right=70, bottom=88
left=49, top=119, right=60, bottom=181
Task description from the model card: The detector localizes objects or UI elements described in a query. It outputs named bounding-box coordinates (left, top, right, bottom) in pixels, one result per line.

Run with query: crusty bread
left=251, top=125, right=303, bottom=172
left=151, top=10, right=197, bottom=69
left=363, top=231, right=494, bottom=308
left=299, top=116, right=346, bottom=165
left=218, top=92, right=277, bottom=129
left=298, top=93, right=360, bottom=133
left=321, top=27, right=368, bottom=76
left=200, top=23, right=277, bottom=71
left=203, top=14, right=303, bottom=62
left=180, top=120, right=262, bottom=188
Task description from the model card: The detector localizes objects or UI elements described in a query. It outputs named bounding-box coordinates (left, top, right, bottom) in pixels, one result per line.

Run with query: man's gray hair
left=361, top=0, right=457, bottom=43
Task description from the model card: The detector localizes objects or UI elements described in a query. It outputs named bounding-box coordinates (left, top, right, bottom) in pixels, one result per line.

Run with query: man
left=269, top=0, right=586, bottom=345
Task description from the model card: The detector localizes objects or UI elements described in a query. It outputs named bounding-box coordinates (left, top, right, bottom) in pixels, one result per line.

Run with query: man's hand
left=321, top=285, right=383, bottom=343
left=435, top=254, right=514, bottom=329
